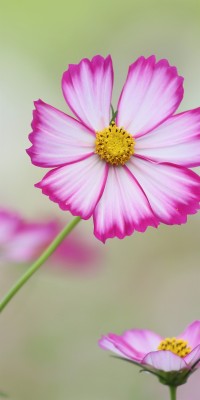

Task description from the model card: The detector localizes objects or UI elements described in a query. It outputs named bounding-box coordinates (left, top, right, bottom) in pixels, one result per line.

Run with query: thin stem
left=110, top=104, right=117, bottom=123
left=169, top=386, right=177, bottom=400
left=0, top=216, right=81, bottom=312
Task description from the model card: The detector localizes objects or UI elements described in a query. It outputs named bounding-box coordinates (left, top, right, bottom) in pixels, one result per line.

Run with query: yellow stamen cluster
left=95, top=121, right=135, bottom=165
left=157, top=337, right=192, bottom=358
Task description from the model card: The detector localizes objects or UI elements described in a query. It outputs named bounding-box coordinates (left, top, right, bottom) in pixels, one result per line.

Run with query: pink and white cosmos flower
left=0, top=208, right=99, bottom=269
left=0, top=208, right=58, bottom=263
left=27, top=55, right=200, bottom=242
left=99, top=321, right=200, bottom=386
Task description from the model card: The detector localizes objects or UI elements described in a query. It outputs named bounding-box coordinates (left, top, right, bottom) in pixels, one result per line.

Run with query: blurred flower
left=99, top=321, right=200, bottom=387
left=27, top=55, right=200, bottom=242
left=0, top=208, right=100, bottom=271
left=178, top=369, right=200, bottom=400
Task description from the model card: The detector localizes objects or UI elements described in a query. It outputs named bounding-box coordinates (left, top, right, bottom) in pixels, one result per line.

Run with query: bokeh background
left=1, top=0, right=200, bottom=399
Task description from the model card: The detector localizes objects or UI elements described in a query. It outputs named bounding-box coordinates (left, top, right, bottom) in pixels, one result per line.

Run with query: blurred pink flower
left=27, top=55, right=200, bottom=242
left=178, top=369, right=200, bottom=399
left=0, top=208, right=100, bottom=271
left=99, top=321, right=200, bottom=386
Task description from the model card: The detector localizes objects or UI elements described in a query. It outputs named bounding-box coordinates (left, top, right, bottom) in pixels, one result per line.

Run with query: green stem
left=169, top=386, right=177, bottom=400
left=0, top=216, right=81, bottom=312
left=110, top=104, right=117, bottom=123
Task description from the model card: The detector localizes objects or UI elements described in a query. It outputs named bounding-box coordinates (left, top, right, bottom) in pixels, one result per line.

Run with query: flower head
left=0, top=208, right=99, bottom=270
left=99, top=321, right=200, bottom=386
left=0, top=208, right=58, bottom=263
left=27, top=55, right=200, bottom=242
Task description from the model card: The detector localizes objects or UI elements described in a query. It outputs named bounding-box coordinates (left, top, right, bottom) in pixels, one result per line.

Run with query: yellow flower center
left=157, top=337, right=192, bottom=358
left=95, top=121, right=135, bottom=165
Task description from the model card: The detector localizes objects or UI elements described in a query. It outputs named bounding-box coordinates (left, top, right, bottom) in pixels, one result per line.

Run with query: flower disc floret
left=95, top=121, right=135, bottom=165
left=157, top=337, right=192, bottom=357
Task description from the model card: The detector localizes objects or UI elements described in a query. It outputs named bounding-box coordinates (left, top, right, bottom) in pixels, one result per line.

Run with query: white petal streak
left=36, top=155, right=108, bottom=219
left=135, top=108, right=200, bottom=167
left=62, top=55, right=113, bottom=131
left=93, top=165, right=158, bottom=242
left=27, top=100, right=95, bottom=167
left=117, top=56, right=183, bottom=137
left=127, top=157, right=200, bottom=224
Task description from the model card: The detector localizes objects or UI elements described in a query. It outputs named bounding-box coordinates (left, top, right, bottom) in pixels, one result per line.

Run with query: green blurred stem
left=0, top=216, right=81, bottom=313
left=110, top=104, right=117, bottom=123
left=169, top=386, right=177, bottom=400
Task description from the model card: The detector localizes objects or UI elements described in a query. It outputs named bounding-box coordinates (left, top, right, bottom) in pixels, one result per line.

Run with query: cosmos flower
left=27, top=55, right=200, bottom=242
left=99, top=321, right=200, bottom=386
left=0, top=209, right=56, bottom=263
left=0, top=208, right=99, bottom=270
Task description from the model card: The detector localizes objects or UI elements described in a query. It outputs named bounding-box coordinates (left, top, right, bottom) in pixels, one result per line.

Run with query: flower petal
left=93, top=165, right=158, bottom=242
left=99, top=334, right=141, bottom=361
left=6, top=221, right=57, bottom=263
left=122, top=329, right=162, bottom=356
left=98, top=335, right=132, bottom=359
left=36, top=155, right=108, bottom=219
left=143, top=351, right=188, bottom=372
left=27, top=100, right=95, bottom=167
left=184, top=345, right=200, bottom=367
left=117, top=56, right=183, bottom=137
left=127, top=157, right=200, bottom=224
left=55, top=232, right=100, bottom=271
left=135, top=108, right=200, bottom=167
left=62, top=55, right=113, bottom=131
left=0, top=209, right=21, bottom=244
left=178, top=321, right=200, bottom=349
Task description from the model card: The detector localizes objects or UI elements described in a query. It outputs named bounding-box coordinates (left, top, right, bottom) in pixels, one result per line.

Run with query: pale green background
left=0, top=0, right=200, bottom=399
